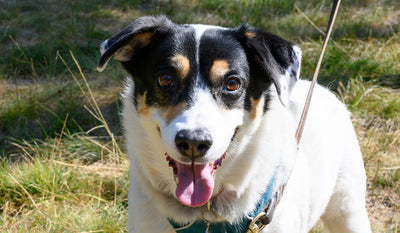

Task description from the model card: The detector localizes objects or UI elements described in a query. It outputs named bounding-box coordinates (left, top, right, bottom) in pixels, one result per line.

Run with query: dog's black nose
left=175, top=129, right=213, bottom=159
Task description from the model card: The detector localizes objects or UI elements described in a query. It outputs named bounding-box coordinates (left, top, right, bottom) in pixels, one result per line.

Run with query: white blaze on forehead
left=188, top=24, right=227, bottom=42
left=188, top=24, right=227, bottom=66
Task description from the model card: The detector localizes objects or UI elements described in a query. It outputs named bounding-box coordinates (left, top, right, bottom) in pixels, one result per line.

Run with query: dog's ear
left=97, top=15, right=173, bottom=72
left=235, top=24, right=302, bottom=107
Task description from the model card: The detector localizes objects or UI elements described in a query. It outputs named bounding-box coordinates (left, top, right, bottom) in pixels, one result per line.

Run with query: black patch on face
left=120, top=25, right=198, bottom=109
left=122, top=26, right=253, bottom=112
left=199, top=28, right=275, bottom=113
left=198, top=29, right=249, bottom=110
left=233, top=24, right=300, bottom=113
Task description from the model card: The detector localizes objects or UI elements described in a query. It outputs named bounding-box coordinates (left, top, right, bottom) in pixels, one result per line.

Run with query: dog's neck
left=168, top=172, right=286, bottom=233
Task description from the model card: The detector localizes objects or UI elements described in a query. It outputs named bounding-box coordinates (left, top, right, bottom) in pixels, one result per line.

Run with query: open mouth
left=165, top=153, right=226, bottom=207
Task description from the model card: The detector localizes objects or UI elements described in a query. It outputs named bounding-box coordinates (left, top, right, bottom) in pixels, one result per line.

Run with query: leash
left=170, top=1, right=341, bottom=232
left=295, top=0, right=342, bottom=145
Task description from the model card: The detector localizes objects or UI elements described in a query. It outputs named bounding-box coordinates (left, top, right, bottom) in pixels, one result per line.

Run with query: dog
left=97, top=16, right=371, bottom=233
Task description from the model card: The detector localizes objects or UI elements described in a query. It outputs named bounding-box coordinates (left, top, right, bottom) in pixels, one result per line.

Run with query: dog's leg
left=321, top=199, right=371, bottom=233
left=321, top=189, right=371, bottom=233
left=128, top=177, right=175, bottom=233
left=320, top=149, right=371, bottom=233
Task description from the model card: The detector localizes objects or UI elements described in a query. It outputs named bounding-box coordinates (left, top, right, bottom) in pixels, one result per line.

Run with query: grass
left=0, top=140, right=128, bottom=232
left=1, top=51, right=127, bottom=232
left=339, top=79, right=400, bottom=232
left=0, top=0, right=399, bottom=232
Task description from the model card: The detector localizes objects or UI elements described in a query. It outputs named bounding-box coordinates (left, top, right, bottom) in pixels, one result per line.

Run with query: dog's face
left=98, top=16, right=301, bottom=208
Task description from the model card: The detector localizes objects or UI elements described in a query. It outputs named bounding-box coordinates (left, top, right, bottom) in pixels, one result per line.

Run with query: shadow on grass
left=1, top=93, right=122, bottom=153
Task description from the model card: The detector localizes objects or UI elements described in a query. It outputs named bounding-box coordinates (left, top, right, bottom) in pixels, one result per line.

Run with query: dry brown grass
left=341, top=79, right=400, bottom=232
left=356, top=115, right=400, bottom=232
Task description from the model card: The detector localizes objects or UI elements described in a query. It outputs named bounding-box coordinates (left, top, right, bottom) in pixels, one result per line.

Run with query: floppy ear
left=97, top=15, right=173, bottom=72
left=235, top=25, right=302, bottom=107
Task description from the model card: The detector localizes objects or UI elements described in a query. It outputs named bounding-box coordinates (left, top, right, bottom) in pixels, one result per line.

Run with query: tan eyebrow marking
left=171, top=54, right=190, bottom=79
left=209, top=59, right=230, bottom=82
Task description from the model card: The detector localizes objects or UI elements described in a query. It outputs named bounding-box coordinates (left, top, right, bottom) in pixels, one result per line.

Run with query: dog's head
left=98, top=16, right=301, bottom=208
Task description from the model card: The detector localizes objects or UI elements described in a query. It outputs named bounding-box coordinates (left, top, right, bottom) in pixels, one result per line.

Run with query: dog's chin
left=165, top=153, right=226, bottom=208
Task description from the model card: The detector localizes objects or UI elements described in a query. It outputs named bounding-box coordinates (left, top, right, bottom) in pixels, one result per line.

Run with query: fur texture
left=98, top=16, right=371, bottom=233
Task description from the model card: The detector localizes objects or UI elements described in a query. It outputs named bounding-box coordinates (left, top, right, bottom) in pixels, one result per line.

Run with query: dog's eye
left=158, top=73, right=174, bottom=88
left=225, top=77, right=241, bottom=91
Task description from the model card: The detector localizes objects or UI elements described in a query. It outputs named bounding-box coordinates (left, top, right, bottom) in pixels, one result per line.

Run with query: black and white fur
left=98, top=16, right=371, bottom=233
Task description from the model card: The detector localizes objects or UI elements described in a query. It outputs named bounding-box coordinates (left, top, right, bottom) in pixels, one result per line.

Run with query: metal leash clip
left=246, top=212, right=267, bottom=233
left=203, top=202, right=217, bottom=233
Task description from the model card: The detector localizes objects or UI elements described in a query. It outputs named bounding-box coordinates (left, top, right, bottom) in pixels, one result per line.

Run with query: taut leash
left=295, top=0, right=342, bottom=145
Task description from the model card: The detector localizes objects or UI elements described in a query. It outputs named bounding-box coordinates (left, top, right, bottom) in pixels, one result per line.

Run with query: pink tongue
left=175, top=162, right=214, bottom=207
